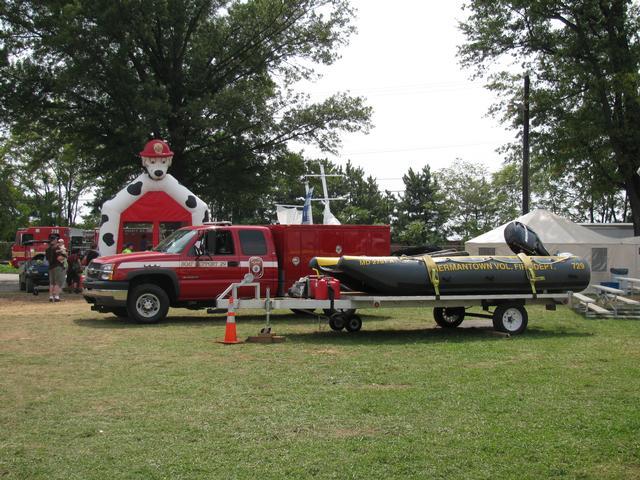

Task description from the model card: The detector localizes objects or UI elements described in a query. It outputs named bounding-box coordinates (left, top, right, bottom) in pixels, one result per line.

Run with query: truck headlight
left=100, top=264, right=114, bottom=280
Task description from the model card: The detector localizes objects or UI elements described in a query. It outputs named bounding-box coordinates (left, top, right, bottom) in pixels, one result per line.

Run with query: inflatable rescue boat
left=310, top=221, right=591, bottom=296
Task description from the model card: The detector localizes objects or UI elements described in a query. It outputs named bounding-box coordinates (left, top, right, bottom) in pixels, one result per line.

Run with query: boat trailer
left=212, top=276, right=569, bottom=336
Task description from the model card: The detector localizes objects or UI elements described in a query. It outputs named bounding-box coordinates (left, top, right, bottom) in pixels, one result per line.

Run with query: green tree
left=395, top=166, right=449, bottom=245
left=459, top=0, right=640, bottom=233
left=436, top=161, right=498, bottom=240
left=2, top=130, right=93, bottom=226
left=327, top=161, right=396, bottom=224
left=499, top=142, right=630, bottom=222
left=0, top=0, right=371, bottom=218
left=0, top=155, right=29, bottom=241
left=490, top=162, right=521, bottom=224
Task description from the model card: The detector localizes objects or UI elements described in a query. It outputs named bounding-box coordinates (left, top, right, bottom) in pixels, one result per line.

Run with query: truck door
left=236, top=228, right=278, bottom=297
left=179, top=229, right=243, bottom=300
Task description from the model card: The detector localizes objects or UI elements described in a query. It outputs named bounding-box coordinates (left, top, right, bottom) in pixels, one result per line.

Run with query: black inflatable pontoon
left=310, top=222, right=590, bottom=296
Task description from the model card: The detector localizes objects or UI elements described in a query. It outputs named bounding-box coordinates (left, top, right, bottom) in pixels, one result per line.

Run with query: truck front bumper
left=83, top=280, right=129, bottom=308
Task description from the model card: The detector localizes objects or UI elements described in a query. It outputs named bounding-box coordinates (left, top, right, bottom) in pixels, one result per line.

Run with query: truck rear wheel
left=127, top=284, right=169, bottom=324
left=492, top=305, right=528, bottom=335
left=433, top=307, right=465, bottom=328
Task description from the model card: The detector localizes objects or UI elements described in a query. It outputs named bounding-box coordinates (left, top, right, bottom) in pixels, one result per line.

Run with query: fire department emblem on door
left=248, top=256, right=264, bottom=278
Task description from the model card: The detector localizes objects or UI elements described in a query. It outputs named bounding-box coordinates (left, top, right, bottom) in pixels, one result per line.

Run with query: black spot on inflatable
left=127, top=181, right=143, bottom=196
left=103, top=233, right=115, bottom=247
left=203, top=211, right=210, bottom=223
left=186, top=195, right=197, bottom=208
left=100, top=214, right=109, bottom=226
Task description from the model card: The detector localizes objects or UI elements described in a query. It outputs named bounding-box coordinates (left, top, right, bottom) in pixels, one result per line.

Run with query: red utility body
left=82, top=223, right=390, bottom=323
left=267, top=224, right=390, bottom=295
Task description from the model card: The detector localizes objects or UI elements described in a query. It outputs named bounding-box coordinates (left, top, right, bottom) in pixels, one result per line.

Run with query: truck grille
left=86, top=262, right=102, bottom=280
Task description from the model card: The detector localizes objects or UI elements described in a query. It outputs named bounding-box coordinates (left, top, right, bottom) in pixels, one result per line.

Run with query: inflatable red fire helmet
left=140, top=139, right=174, bottom=180
left=140, top=139, right=174, bottom=158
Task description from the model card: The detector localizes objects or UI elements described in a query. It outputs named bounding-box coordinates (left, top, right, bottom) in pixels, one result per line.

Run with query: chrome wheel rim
left=136, top=293, right=160, bottom=318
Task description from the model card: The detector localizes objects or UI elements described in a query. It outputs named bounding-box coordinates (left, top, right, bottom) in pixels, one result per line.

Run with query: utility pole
left=523, top=73, right=530, bottom=215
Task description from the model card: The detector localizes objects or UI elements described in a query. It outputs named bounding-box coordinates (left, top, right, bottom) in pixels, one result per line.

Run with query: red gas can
left=327, top=278, right=341, bottom=299
left=309, top=277, right=329, bottom=300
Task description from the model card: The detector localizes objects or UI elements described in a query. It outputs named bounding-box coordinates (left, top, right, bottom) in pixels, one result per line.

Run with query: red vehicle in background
left=11, top=227, right=95, bottom=267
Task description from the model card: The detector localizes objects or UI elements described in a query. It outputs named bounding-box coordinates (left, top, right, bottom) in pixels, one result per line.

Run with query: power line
left=341, top=140, right=501, bottom=156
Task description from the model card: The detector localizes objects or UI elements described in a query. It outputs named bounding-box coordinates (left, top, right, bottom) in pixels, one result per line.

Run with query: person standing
left=66, top=248, right=82, bottom=293
left=45, top=237, right=67, bottom=302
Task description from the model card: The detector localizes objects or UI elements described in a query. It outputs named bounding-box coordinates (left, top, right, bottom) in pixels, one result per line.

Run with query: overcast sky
left=292, top=0, right=517, bottom=193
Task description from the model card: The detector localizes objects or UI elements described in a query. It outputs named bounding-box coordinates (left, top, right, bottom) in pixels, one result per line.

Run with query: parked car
left=18, top=253, right=49, bottom=293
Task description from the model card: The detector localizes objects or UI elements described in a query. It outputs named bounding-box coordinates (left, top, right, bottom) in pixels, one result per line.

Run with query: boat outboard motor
left=504, top=221, right=550, bottom=256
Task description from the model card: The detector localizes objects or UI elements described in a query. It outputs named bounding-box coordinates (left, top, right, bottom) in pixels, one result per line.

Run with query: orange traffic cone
left=218, top=296, right=243, bottom=344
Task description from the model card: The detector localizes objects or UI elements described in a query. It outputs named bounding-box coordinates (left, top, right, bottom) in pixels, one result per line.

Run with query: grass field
left=1, top=292, right=639, bottom=479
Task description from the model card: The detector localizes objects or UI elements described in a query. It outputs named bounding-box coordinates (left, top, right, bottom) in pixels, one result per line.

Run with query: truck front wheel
left=127, top=284, right=170, bottom=324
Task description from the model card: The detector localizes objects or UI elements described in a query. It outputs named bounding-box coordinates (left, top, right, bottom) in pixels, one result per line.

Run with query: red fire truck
left=11, top=227, right=95, bottom=267
left=82, top=223, right=390, bottom=323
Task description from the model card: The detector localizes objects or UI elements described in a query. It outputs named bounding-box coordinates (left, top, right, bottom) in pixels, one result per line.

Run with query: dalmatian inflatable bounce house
left=98, top=139, right=209, bottom=256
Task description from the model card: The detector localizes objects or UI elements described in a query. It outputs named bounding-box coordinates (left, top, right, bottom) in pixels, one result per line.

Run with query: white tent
left=465, top=209, right=640, bottom=286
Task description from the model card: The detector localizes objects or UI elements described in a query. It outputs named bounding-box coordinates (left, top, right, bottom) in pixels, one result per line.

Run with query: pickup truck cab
left=83, top=225, right=278, bottom=323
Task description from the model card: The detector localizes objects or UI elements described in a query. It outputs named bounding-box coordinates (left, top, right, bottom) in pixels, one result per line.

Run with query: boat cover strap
left=422, top=255, right=440, bottom=299
left=517, top=253, right=545, bottom=297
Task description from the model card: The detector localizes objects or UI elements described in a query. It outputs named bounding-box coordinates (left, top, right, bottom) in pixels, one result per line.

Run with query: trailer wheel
left=127, top=284, right=169, bottom=324
left=493, top=305, right=528, bottom=335
left=433, top=307, right=465, bottom=328
left=328, top=314, right=346, bottom=331
left=344, top=315, right=362, bottom=332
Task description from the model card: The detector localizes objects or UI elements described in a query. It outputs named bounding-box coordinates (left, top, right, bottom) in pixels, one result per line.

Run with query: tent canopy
left=468, top=209, right=615, bottom=245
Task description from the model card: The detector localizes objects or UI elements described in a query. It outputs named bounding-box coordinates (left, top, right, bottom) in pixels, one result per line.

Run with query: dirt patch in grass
left=0, top=292, right=88, bottom=314
left=312, top=348, right=344, bottom=356
left=0, top=329, right=34, bottom=342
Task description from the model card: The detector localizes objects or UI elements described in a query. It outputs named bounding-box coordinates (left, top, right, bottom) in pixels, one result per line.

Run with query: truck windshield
left=154, top=229, right=197, bottom=254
